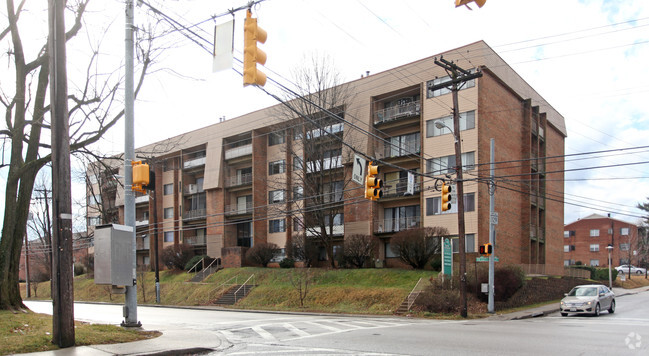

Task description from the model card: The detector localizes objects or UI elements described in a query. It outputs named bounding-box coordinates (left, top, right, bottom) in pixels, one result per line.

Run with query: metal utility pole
left=122, top=0, right=140, bottom=327
left=24, top=232, right=30, bottom=298
left=429, top=57, right=482, bottom=318
left=488, top=139, right=496, bottom=313
left=48, top=0, right=75, bottom=347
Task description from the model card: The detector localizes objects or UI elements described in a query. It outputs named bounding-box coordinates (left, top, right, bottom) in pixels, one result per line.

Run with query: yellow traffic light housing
left=479, top=243, right=493, bottom=256
left=441, top=182, right=452, bottom=212
left=132, top=161, right=149, bottom=194
left=243, top=10, right=267, bottom=87
left=455, top=0, right=486, bottom=9
left=364, top=162, right=383, bottom=201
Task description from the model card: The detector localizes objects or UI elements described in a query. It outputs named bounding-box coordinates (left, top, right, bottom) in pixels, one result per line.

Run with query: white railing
left=382, top=176, right=422, bottom=198
left=185, top=235, right=207, bottom=246
left=184, top=156, right=206, bottom=169
left=307, top=123, right=344, bottom=139
left=225, top=202, right=253, bottom=215
left=184, top=208, right=206, bottom=220
left=306, top=156, right=343, bottom=173
left=374, top=100, right=421, bottom=125
left=226, top=173, right=253, bottom=187
left=225, top=144, right=253, bottom=160
left=377, top=216, right=421, bottom=233
left=135, top=195, right=149, bottom=204
left=135, top=219, right=149, bottom=227
left=306, top=224, right=344, bottom=237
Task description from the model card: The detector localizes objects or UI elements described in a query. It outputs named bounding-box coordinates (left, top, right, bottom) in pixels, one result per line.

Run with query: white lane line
left=305, top=320, right=344, bottom=332
left=220, top=330, right=237, bottom=340
left=252, top=326, right=276, bottom=341
left=283, top=323, right=311, bottom=337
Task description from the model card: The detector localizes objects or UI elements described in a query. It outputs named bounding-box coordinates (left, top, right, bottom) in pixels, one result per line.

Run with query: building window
left=293, top=217, right=303, bottom=232
left=269, top=190, right=285, bottom=204
left=269, top=160, right=286, bottom=175
left=590, top=229, right=599, bottom=237
left=164, top=231, right=174, bottom=242
left=382, top=132, right=421, bottom=158
left=268, top=130, right=285, bottom=146
left=564, top=231, right=570, bottom=238
left=452, top=234, right=476, bottom=253
left=269, top=219, right=286, bottom=233
left=427, top=152, right=475, bottom=175
left=620, top=243, right=630, bottom=251
left=87, top=194, right=102, bottom=206
left=293, top=186, right=304, bottom=200
left=426, top=72, right=475, bottom=98
left=163, top=183, right=173, bottom=195
left=164, top=207, right=173, bottom=219
left=293, top=156, right=303, bottom=171
left=564, top=245, right=570, bottom=253
left=564, top=260, right=571, bottom=266
left=324, top=181, right=344, bottom=203
left=385, top=242, right=399, bottom=258
left=590, top=244, right=600, bottom=252
left=590, top=259, right=600, bottom=267
left=383, top=206, right=419, bottom=232
left=620, top=227, right=629, bottom=236
left=426, top=192, right=475, bottom=215
left=87, top=216, right=101, bottom=226
left=426, top=111, right=475, bottom=137
left=237, top=222, right=252, bottom=247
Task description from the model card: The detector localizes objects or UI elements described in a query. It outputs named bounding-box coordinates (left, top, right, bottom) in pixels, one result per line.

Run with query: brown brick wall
left=564, top=217, right=640, bottom=267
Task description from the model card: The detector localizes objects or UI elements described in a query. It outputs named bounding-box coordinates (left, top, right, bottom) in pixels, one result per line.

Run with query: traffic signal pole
left=488, top=138, right=495, bottom=313
left=430, top=57, right=482, bottom=318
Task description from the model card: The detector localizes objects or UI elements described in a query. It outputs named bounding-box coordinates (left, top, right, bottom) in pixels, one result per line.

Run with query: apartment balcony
left=374, top=100, right=421, bottom=125
left=135, top=195, right=149, bottom=205
left=225, top=173, right=253, bottom=188
left=183, top=208, right=206, bottom=221
left=306, top=123, right=344, bottom=140
left=184, top=235, right=207, bottom=246
left=381, top=176, right=422, bottom=199
left=136, top=237, right=150, bottom=250
left=530, top=192, right=545, bottom=209
left=135, top=219, right=149, bottom=227
left=225, top=143, right=252, bottom=160
left=530, top=224, right=545, bottom=242
left=184, top=183, right=204, bottom=195
left=225, top=202, right=253, bottom=216
left=375, top=142, right=421, bottom=160
left=306, top=224, right=344, bottom=237
left=306, top=156, right=343, bottom=173
left=375, top=216, right=421, bottom=234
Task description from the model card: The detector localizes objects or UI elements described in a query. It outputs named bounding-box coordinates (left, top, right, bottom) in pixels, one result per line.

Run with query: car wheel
left=608, top=300, right=615, bottom=314
left=637, top=271, right=643, bottom=274
left=594, top=303, right=600, bottom=316
left=561, top=312, right=568, bottom=317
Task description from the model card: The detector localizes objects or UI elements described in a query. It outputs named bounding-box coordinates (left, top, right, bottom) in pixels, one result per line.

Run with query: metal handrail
left=187, top=257, right=204, bottom=274
left=234, top=274, right=255, bottom=303
left=407, top=278, right=424, bottom=310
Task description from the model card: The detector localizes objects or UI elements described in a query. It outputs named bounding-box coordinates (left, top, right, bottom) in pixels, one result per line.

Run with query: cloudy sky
left=2, top=0, right=649, bottom=229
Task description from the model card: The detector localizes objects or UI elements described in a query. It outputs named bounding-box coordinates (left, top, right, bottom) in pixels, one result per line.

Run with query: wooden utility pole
left=48, top=0, right=75, bottom=347
left=429, top=57, right=482, bottom=318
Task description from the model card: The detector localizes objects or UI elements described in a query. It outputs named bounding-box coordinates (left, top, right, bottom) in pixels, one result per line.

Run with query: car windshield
left=569, top=287, right=597, bottom=297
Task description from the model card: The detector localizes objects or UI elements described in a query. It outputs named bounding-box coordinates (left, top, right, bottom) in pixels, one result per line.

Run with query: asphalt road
left=25, top=290, right=649, bottom=355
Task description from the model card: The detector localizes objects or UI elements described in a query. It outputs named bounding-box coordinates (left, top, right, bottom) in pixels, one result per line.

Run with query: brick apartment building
left=86, top=41, right=566, bottom=271
left=564, top=214, right=641, bottom=267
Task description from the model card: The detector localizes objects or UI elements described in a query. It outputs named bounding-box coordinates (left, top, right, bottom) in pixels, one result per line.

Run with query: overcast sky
left=2, top=0, right=649, bottom=231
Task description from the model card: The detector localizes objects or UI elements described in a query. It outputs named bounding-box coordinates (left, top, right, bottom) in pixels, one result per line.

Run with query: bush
left=343, top=234, right=376, bottom=268
left=73, top=263, right=86, bottom=276
left=474, top=265, right=525, bottom=302
left=246, top=242, right=280, bottom=267
left=279, top=258, right=295, bottom=268
left=389, top=227, right=448, bottom=269
left=430, top=255, right=442, bottom=272
left=161, top=244, right=194, bottom=270
left=415, top=288, right=460, bottom=314
left=185, top=255, right=207, bottom=271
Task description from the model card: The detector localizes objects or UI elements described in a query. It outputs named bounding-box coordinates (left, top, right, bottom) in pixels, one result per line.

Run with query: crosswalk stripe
left=283, top=323, right=311, bottom=337
left=252, top=326, right=276, bottom=341
left=220, top=330, right=237, bottom=339
left=305, top=321, right=344, bottom=332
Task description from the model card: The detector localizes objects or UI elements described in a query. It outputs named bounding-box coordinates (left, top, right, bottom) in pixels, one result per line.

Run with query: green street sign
left=476, top=256, right=499, bottom=262
left=443, top=237, right=452, bottom=275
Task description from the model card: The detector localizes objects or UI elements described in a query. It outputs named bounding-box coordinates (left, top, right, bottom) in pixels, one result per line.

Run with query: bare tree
left=269, top=54, right=358, bottom=268
left=246, top=242, right=281, bottom=267
left=0, top=1, right=166, bottom=311
left=390, top=227, right=449, bottom=269
left=289, top=234, right=319, bottom=268
left=289, top=267, right=316, bottom=308
left=343, top=234, right=376, bottom=268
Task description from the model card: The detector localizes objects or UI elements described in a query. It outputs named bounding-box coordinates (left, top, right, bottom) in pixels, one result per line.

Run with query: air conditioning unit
left=187, top=184, right=198, bottom=194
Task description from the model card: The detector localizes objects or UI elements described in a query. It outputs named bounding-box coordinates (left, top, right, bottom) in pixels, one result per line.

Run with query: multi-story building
left=86, top=41, right=566, bottom=270
left=564, top=214, right=641, bottom=267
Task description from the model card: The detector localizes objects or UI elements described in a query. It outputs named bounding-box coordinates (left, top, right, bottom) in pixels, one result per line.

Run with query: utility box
left=94, top=224, right=134, bottom=287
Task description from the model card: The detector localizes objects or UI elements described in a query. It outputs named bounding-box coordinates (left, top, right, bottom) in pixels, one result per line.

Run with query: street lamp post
left=607, top=244, right=614, bottom=289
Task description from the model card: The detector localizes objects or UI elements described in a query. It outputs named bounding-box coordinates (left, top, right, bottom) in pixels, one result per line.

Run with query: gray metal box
left=94, top=224, right=134, bottom=286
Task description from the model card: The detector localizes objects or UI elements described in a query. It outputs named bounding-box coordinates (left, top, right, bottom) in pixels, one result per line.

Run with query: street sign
left=352, top=154, right=366, bottom=185
left=476, top=256, right=499, bottom=262
left=490, top=212, right=498, bottom=225
left=443, top=237, right=452, bottom=275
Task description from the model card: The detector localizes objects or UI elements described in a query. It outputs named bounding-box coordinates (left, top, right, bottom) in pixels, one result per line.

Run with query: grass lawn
left=0, top=310, right=159, bottom=355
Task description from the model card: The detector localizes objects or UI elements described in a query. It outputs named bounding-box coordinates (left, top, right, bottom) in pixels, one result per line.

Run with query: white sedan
left=615, top=265, right=647, bottom=274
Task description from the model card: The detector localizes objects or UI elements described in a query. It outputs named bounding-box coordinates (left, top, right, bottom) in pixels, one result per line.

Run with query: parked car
left=560, top=284, right=615, bottom=317
left=615, top=265, right=647, bottom=275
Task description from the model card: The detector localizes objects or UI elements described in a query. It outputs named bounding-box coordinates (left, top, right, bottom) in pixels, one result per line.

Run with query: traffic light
left=365, top=162, right=383, bottom=201
left=132, top=161, right=150, bottom=194
left=441, top=182, right=452, bottom=211
left=479, top=243, right=493, bottom=256
left=455, top=0, right=486, bottom=9
left=243, top=9, right=267, bottom=87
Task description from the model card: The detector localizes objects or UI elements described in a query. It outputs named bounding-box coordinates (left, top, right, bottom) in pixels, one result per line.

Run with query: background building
left=86, top=41, right=566, bottom=271
left=564, top=213, right=641, bottom=267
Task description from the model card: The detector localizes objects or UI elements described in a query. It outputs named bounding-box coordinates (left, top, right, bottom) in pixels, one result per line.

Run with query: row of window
left=564, top=243, right=630, bottom=252
left=564, top=228, right=630, bottom=238
left=564, top=259, right=631, bottom=267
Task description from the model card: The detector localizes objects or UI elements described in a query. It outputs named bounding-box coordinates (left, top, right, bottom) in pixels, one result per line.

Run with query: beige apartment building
left=86, top=41, right=566, bottom=270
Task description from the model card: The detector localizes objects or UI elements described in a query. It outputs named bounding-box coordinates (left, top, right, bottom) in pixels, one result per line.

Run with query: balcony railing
left=136, top=237, right=150, bottom=250
left=306, top=156, right=343, bottom=173
left=306, top=123, right=344, bottom=140
left=135, top=195, right=149, bottom=204
left=375, top=216, right=421, bottom=233
left=225, top=143, right=253, bottom=160
left=184, top=235, right=207, bottom=246
left=184, top=156, right=206, bottom=169
left=135, top=219, right=149, bottom=227
left=305, top=224, right=344, bottom=237
left=374, top=100, right=421, bottom=125
left=226, top=173, right=253, bottom=187
left=382, top=176, right=422, bottom=198
left=530, top=224, right=545, bottom=242
left=225, top=202, right=253, bottom=216
left=184, top=208, right=206, bottom=220
left=376, top=142, right=421, bottom=160
left=184, top=183, right=204, bottom=195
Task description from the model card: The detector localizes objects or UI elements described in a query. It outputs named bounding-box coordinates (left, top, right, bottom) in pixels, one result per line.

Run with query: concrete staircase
left=394, top=291, right=421, bottom=315
left=190, top=265, right=221, bottom=283
left=214, top=284, right=255, bottom=305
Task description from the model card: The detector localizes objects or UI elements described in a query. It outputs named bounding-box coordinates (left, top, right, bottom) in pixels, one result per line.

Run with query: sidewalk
left=487, top=285, right=649, bottom=321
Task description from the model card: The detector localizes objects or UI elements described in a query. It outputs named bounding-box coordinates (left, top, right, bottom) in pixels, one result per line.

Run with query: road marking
left=305, top=320, right=344, bottom=332
left=282, top=323, right=310, bottom=337
left=251, top=326, right=276, bottom=341
left=220, top=330, right=237, bottom=340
